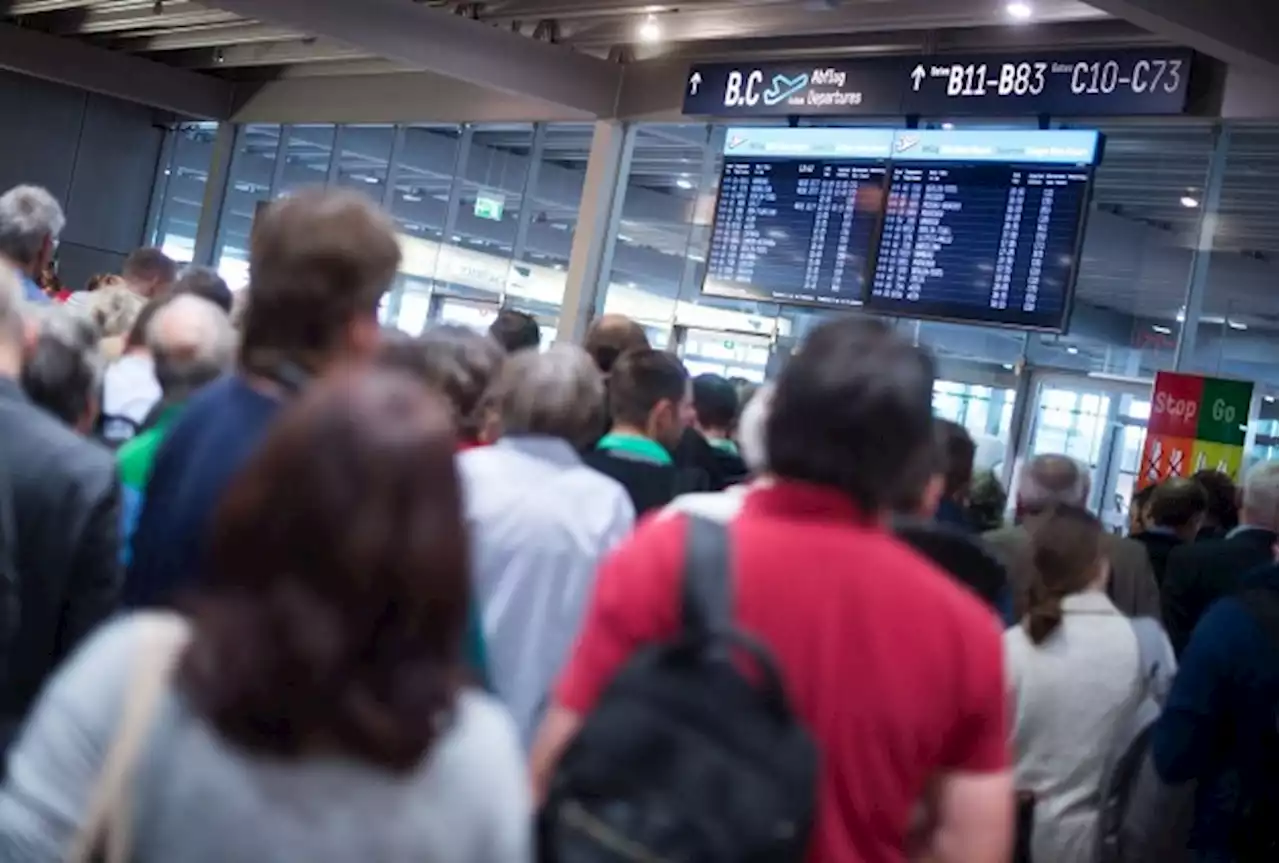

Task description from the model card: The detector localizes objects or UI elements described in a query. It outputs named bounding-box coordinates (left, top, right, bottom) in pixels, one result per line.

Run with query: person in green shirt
left=117, top=294, right=236, bottom=564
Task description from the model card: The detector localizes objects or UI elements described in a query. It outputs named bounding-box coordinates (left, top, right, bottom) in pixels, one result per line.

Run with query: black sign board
left=682, top=47, right=1194, bottom=117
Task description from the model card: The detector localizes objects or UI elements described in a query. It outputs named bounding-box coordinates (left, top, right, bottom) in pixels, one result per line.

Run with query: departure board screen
left=699, top=127, right=1101, bottom=332
left=703, top=129, right=892, bottom=308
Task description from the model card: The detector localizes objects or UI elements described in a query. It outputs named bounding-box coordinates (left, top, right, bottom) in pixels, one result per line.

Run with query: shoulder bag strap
left=681, top=515, right=732, bottom=638
left=67, top=614, right=190, bottom=863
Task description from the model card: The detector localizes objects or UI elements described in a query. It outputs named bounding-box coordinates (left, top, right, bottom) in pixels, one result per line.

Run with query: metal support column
left=268, top=124, right=290, bottom=199
left=380, top=124, right=409, bottom=325
left=1000, top=336, right=1036, bottom=494
left=502, top=123, right=548, bottom=308
left=143, top=126, right=177, bottom=248
left=556, top=121, right=634, bottom=346
left=442, top=125, right=475, bottom=244
left=1173, top=124, right=1233, bottom=371
left=191, top=122, right=237, bottom=267
left=326, top=124, right=347, bottom=187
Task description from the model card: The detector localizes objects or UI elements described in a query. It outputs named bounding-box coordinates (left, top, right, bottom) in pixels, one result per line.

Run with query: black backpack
left=1223, top=581, right=1280, bottom=855
left=539, top=515, right=819, bottom=863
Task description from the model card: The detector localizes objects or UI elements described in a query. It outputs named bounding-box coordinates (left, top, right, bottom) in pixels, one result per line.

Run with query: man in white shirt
left=459, top=345, right=634, bottom=747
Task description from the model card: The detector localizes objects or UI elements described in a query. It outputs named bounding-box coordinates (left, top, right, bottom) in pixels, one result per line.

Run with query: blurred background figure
left=986, top=454, right=1160, bottom=621
left=584, top=348, right=703, bottom=516
left=1190, top=469, right=1239, bottom=541
left=0, top=370, right=530, bottom=861
left=487, top=308, right=541, bottom=354
left=85, top=277, right=146, bottom=362
left=933, top=419, right=978, bottom=531
left=675, top=373, right=749, bottom=490
left=1162, top=461, right=1279, bottom=656
left=968, top=468, right=1008, bottom=533
left=119, top=247, right=178, bottom=301
left=96, top=297, right=166, bottom=446
left=117, top=295, right=236, bottom=566
left=460, top=345, right=632, bottom=746
left=0, top=264, right=121, bottom=753
left=0, top=185, right=65, bottom=306
left=582, top=313, right=649, bottom=378
left=1130, top=477, right=1208, bottom=588
left=126, top=188, right=400, bottom=610
left=172, top=265, right=234, bottom=315
left=1005, top=505, right=1175, bottom=863
left=377, top=325, right=504, bottom=450
left=19, top=309, right=100, bottom=434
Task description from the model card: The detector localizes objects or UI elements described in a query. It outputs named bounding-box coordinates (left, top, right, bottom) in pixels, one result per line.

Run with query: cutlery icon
left=763, top=73, right=809, bottom=106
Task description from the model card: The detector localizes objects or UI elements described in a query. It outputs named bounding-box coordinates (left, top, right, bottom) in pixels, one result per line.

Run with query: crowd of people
left=0, top=180, right=1274, bottom=862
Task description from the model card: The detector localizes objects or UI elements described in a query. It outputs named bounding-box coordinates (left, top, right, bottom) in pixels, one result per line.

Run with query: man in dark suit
left=1163, top=461, right=1279, bottom=656
left=0, top=267, right=122, bottom=747
left=1130, top=476, right=1208, bottom=589
left=984, top=453, right=1161, bottom=621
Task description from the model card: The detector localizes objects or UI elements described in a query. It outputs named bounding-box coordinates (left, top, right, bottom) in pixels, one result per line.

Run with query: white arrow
left=910, top=64, right=926, bottom=91
left=689, top=71, right=703, bottom=95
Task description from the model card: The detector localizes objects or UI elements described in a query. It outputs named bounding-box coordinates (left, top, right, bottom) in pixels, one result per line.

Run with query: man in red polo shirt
left=532, top=317, right=1012, bottom=863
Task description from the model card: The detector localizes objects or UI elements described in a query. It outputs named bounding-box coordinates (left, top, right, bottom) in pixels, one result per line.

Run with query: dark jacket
left=1162, top=527, right=1278, bottom=656
left=583, top=450, right=709, bottom=518
left=895, top=520, right=1013, bottom=623
left=1153, top=565, right=1278, bottom=859
left=673, top=427, right=748, bottom=491
left=1130, top=528, right=1186, bottom=590
left=0, top=378, right=122, bottom=739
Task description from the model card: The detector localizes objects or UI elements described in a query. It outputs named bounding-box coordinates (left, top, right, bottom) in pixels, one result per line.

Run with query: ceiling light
left=1151, top=324, right=1172, bottom=334
left=1265, top=395, right=1276, bottom=403
left=638, top=13, right=661, bottom=42
left=1006, top=2, right=1033, bottom=21
left=1227, top=319, right=1248, bottom=330
left=1180, top=195, right=1200, bottom=208
left=1066, top=345, right=1079, bottom=355
left=402, top=193, right=422, bottom=203
left=941, top=122, right=955, bottom=130
left=676, top=176, right=695, bottom=190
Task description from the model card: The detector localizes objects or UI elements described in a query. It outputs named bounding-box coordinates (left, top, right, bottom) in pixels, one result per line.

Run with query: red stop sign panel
left=1149, top=372, right=1205, bottom=438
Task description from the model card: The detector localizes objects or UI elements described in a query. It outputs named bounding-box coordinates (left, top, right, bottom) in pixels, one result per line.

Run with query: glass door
left=675, top=327, right=771, bottom=384
left=1018, top=372, right=1151, bottom=532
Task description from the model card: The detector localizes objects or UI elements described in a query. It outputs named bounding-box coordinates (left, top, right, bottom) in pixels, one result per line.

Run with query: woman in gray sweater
left=0, top=369, right=530, bottom=862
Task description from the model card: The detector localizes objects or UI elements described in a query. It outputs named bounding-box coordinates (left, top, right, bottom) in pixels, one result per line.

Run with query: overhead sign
left=474, top=192, right=505, bottom=221
left=1138, top=371, right=1254, bottom=491
left=682, top=47, right=1194, bottom=117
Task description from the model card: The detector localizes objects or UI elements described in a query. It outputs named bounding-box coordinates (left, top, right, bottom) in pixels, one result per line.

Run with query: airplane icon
left=763, top=73, right=809, bottom=106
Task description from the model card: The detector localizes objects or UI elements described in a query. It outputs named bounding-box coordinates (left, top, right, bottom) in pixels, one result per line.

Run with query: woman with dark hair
left=1003, top=505, right=1174, bottom=863
left=0, top=370, right=530, bottom=862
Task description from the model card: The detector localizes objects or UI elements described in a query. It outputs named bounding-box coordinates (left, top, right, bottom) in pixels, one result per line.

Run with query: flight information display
left=704, top=129, right=891, bottom=308
left=699, top=127, right=1101, bottom=332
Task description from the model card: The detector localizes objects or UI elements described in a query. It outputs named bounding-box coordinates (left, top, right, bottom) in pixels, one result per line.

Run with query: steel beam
left=0, top=20, right=232, bottom=118
left=165, top=37, right=374, bottom=69
left=1084, top=0, right=1276, bottom=72
left=113, top=21, right=301, bottom=52
left=203, top=0, right=621, bottom=116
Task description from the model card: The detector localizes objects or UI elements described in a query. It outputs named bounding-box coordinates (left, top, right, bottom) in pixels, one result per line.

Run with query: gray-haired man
left=0, top=185, right=65, bottom=305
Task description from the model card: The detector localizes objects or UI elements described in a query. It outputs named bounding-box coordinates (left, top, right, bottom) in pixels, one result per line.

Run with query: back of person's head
left=968, top=469, right=1008, bottom=532
left=240, top=188, right=401, bottom=378
left=1240, top=461, right=1280, bottom=532
left=149, top=294, right=236, bottom=402
left=1192, top=469, right=1239, bottom=533
left=20, top=309, right=100, bottom=431
left=181, top=369, right=467, bottom=771
left=1148, top=477, right=1208, bottom=537
left=1025, top=505, right=1105, bottom=645
left=584, top=314, right=649, bottom=375
left=937, top=419, right=976, bottom=503
left=173, top=265, right=234, bottom=314
left=736, top=384, right=773, bottom=476
left=121, top=247, right=178, bottom=299
left=488, top=308, right=541, bottom=354
left=1129, top=482, right=1158, bottom=535
left=767, top=318, right=935, bottom=514
left=87, top=282, right=146, bottom=362
left=375, top=325, right=504, bottom=445
left=489, top=344, right=604, bottom=450
left=0, top=185, right=64, bottom=271
left=607, top=348, right=690, bottom=450
left=895, top=521, right=1009, bottom=615
left=1016, top=454, right=1089, bottom=519
left=692, top=373, right=739, bottom=436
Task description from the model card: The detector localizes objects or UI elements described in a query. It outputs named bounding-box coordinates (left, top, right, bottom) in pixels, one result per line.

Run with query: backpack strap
left=682, top=515, right=731, bottom=638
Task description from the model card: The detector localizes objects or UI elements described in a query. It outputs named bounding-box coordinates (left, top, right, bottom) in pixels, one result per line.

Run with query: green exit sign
left=474, top=193, right=505, bottom=221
